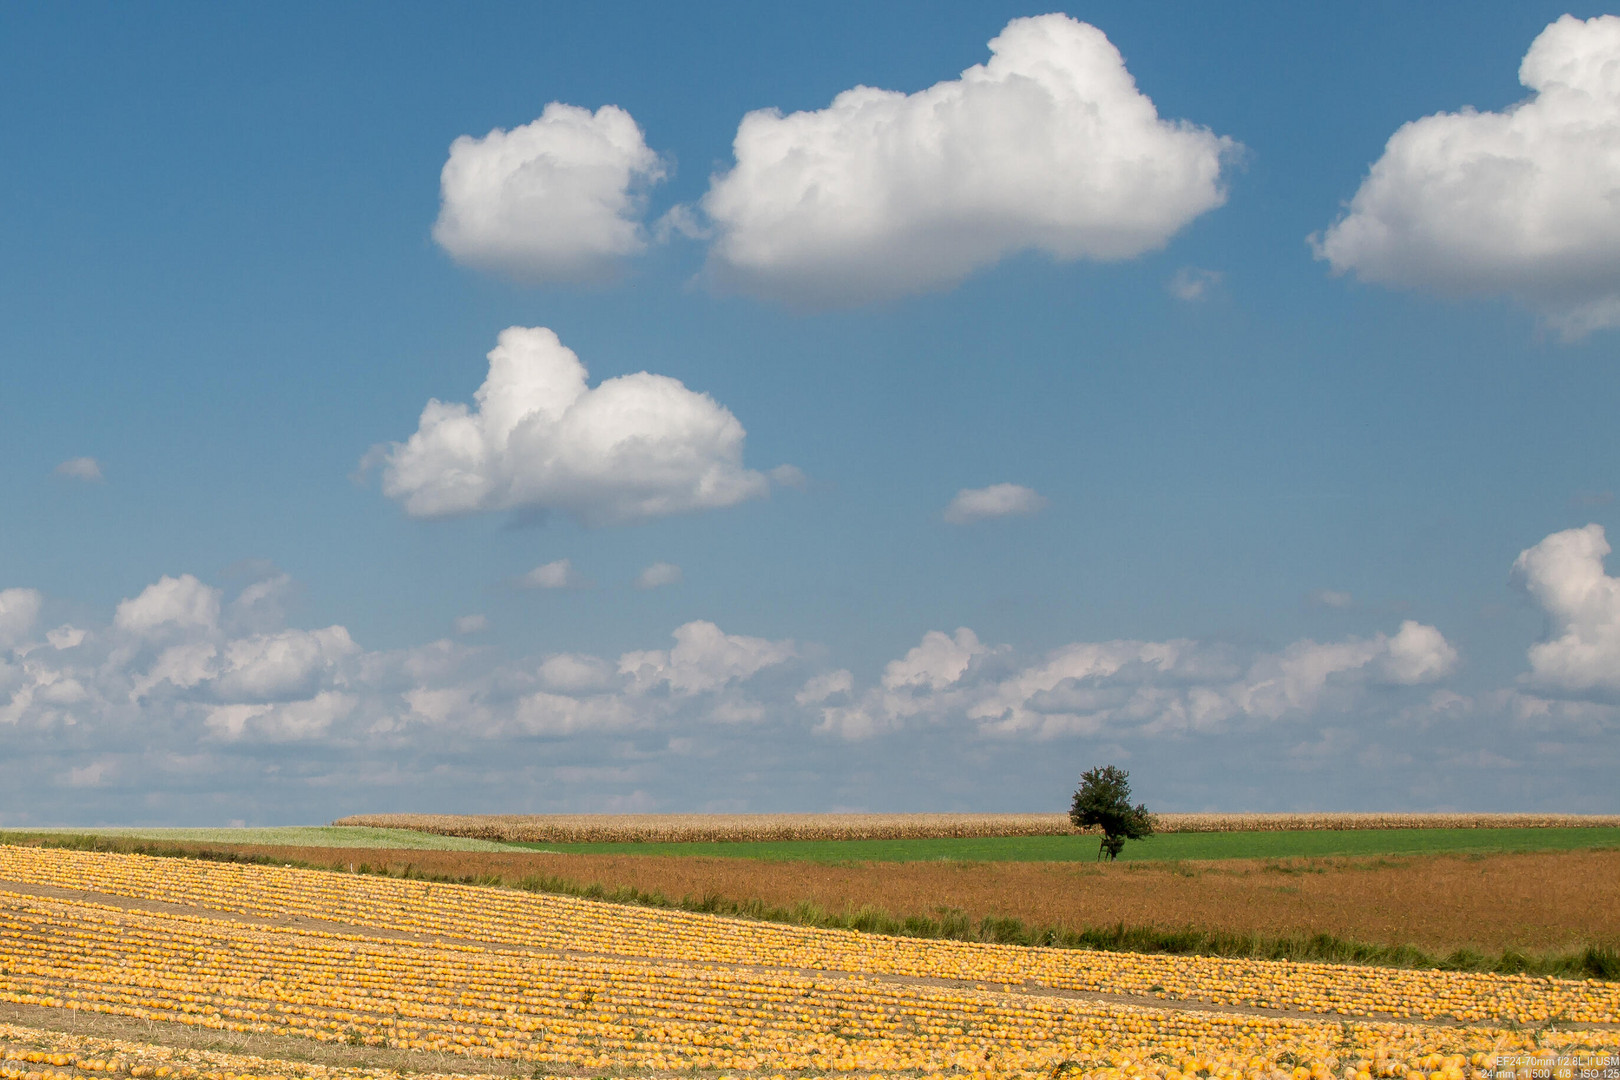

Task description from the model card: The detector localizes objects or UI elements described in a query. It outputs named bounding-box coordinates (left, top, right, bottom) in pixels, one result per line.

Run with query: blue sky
left=3, top=2, right=1619, bottom=824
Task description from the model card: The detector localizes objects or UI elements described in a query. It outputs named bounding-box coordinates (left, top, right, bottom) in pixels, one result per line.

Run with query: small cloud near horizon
left=635, top=562, right=683, bottom=590
left=54, top=457, right=104, bottom=483
left=943, top=483, right=1048, bottom=524
left=769, top=464, right=808, bottom=489
left=1167, top=266, right=1222, bottom=301
left=518, top=559, right=590, bottom=590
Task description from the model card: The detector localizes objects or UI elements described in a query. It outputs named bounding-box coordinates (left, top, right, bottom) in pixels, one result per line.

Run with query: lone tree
left=1070, top=765, right=1154, bottom=861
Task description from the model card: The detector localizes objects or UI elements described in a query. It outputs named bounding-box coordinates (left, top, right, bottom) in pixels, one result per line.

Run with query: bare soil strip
left=5, top=876, right=1614, bottom=1037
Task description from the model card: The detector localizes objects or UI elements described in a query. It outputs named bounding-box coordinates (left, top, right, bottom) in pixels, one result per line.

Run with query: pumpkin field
left=0, top=838, right=1614, bottom=1080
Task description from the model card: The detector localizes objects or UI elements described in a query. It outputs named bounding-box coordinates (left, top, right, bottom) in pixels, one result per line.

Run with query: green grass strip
left=514, top=826, right=1620, bottom=863
left=3, top=833, right=1615, bottom=983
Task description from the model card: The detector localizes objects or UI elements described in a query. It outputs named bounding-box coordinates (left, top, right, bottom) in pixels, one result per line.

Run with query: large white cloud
left=1226, top=622, right=1459, bottom=724
left=697, top=14, right=1234, bottom=306
left=397, top=620, right=795, bottom=739
left=130, top=627, right=357, bottom=707
left=1315, top=15, right=1620, bottom=337
left=433, top=103, right=665, bottom=283
left=5, top=571, right=805, bottom=750
left=0, top=658, right=90, bottom=727
left=1514, top=523, right=1620, bottom=696
left=374, top=327, right=771, bottom=526
left=213, top=627, right=359, bottom=702
left=4, top=556, right=1616, bottom=820
left=816, top=620, right=1457, bottom=741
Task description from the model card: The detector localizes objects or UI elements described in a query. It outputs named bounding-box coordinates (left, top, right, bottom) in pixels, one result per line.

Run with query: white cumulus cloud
left=3, top=572, right=368, bottom=741
left=113, top=575, right=221, bottom=636
left=519, top=559, right=588, bottom=590
left=943, top=483, right=1048, bottom=524
left=1514, top=523, right=1620, bottom=696
left=205, top=691, right=358, bottom=742
left=1379, top=620, right=1460, bottom=685
left=816, top=620, right=1457, bottom=741
left=46, top=625, right=86, bottom=651
left=229, top=572, right=294, bottom=634
left=433, top=103, right=666, bottom=283
left=619, top=620, right=795, bottom=695
left=510, top=691, right=639, bottom=737
left=795, top=669, right=853, bottom=706
left=2, top=559, right=1608, bottom=820
left=1315, top=15, right=1620, bottom=338
left=537, top=653, right=616, bottom=693
left=697, top=13, right=1235, bottom=306
left=130, top=626, right=357, bottom=704
left=374, top=326, right=771, bottom=527
left=882, top=628, right=987, bottom=691
left=211, top=627, right=358, bottom=702
left=1228, top=623, right=1457, bottom=724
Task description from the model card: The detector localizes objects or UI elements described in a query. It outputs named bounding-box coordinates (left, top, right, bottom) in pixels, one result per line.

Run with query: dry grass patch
left=332, top=813, right=1074, bottom=842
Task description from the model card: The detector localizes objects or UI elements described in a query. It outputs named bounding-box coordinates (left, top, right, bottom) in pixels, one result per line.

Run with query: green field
left=0, top=826, right=526, bottom=851
left=515, top=826, right=1620, bottom=864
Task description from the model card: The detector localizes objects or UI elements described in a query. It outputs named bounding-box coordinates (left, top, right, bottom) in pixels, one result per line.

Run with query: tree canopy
left=1069, top=764, right=1154, bottom=861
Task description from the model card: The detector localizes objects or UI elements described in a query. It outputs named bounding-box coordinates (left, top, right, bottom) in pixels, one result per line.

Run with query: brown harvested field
left=57, top=840, right=1620, bottom=957
left=333, top=810, right=1620, bottom=843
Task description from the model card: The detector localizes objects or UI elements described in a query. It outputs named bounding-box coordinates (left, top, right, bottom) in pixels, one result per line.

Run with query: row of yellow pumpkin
left=0, top=881, right=1611, bottom=1077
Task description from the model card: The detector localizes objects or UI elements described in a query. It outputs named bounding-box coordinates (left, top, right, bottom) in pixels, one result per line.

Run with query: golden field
left=0, top=844, right=1613, bottom=1080
left=331, top=812, right=1620, bottom=843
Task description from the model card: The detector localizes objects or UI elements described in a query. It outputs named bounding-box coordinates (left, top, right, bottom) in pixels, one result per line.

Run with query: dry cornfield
left=333, top=813, right=1079, bottom=843
left=332, top=812, right=1620, bottom=843
left=0, top=843, right=1614, bottom=1080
